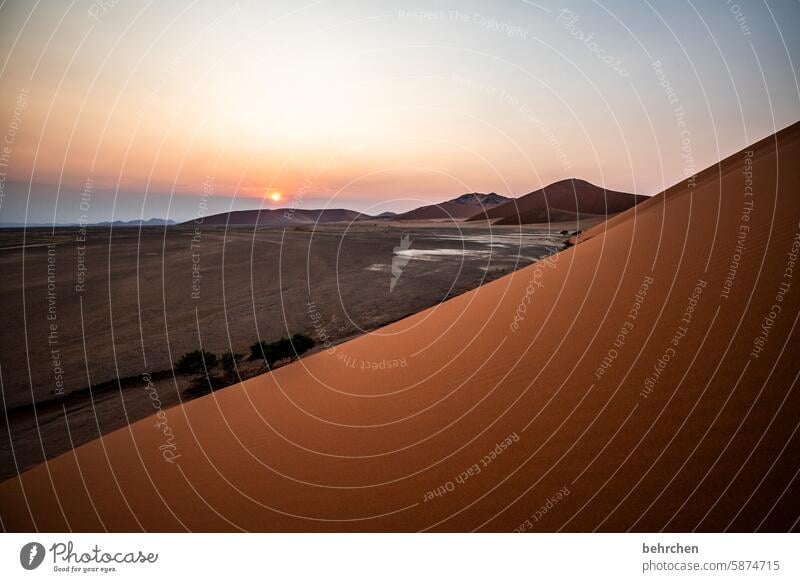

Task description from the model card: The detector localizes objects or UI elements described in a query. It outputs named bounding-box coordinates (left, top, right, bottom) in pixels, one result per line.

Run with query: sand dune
left=394, top=193, right=510, bottom=221
left=467, top=178, right=646, bottom=225
left=1, top=123, right=799, bottom=532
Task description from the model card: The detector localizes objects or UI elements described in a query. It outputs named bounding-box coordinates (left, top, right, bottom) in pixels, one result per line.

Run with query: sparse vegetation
left=174, top=350, right=217, bottom=376
left=220, top=351, right=244, bottom=384
left=250, top=334, right=316, bottom=368
left=249, top=339, right=284, bottom=365
left=177, top=335, right=316, bottom=398
left=290, top=334, right=315, bottom=356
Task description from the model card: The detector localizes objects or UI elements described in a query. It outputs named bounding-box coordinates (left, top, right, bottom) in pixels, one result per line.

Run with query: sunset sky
left=0, top=0, right=798, bottom=223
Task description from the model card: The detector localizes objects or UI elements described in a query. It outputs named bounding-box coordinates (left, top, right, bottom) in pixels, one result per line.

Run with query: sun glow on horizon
left=1, top=0, right=798, bottom=225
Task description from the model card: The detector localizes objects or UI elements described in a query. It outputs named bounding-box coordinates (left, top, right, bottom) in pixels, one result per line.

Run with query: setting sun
left=268, top=191, right=283, bottom=202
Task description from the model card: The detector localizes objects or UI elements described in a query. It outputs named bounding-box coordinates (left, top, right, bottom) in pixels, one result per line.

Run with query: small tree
left=220, top=351, right=244, bottom=384
left=174, top=350, right=217, bottom=376
left=250, top=340, right=285, bottom=367
left=249, top=340, right=265, bottom=361
left=271, top=338, right=293, bottom=363
left=250, top=335, right=315, bottom=369
left=290, top=334, right=315, bottom=357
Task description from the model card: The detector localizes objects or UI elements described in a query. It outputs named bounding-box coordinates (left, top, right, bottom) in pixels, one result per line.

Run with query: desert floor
left=0, top=220, right=580, bottom=481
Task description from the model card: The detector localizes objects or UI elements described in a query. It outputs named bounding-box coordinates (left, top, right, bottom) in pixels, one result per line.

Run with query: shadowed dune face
left=1, top=124, right=799, bottom=532
left=469, top=178, right=647, bottom=225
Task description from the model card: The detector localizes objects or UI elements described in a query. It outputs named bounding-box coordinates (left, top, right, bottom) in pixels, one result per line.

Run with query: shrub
left=221, top=351, right=244, bottom=383
left=249, top=341, right=265, bottom=361
left=174, top=350, right=217, bottom=376
left=250, top=340, right=285, bottom=366
left=270, top=338, right=293, bottom=363
left=250, top=334, right=316, bottom=368
left=290, top=334, right=315, bottom=356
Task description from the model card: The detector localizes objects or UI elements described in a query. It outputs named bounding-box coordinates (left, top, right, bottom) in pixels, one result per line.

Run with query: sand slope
left=1, top=123, right=799, bottom=532
left=467, top=178, right=646, bottom=225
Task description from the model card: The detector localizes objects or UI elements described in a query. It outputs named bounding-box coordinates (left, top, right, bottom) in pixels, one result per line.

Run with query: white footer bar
left=1, top=533, right=797, bottom=580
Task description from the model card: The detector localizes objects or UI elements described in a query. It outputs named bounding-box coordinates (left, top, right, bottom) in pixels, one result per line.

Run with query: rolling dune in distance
left=1, top=122, right=798, bottom=532
left=468, top=178, right=646, bottom=225
left=393, top=193, right=511, bottom=221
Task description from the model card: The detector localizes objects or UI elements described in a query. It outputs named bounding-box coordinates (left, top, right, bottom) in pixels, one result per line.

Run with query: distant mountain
left=0, top=218, right=177, bottom=228
left=92, top=218, right=177, bottom=227
left=466, top=179, right=646, bottom=224
left=0, top=222, right=53, bottom=228
left=354, top=211, right=398, bottom=221
left=190, top=208, right=365, bottom=226
left=393, top=192, right=510, bottom=221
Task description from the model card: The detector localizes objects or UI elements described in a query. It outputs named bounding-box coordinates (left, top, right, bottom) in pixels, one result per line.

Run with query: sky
left=0, top=0, right=798, bottom=223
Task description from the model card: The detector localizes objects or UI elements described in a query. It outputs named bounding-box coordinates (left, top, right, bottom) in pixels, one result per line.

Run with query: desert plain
left=0, top=220, right=576, bottom=481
